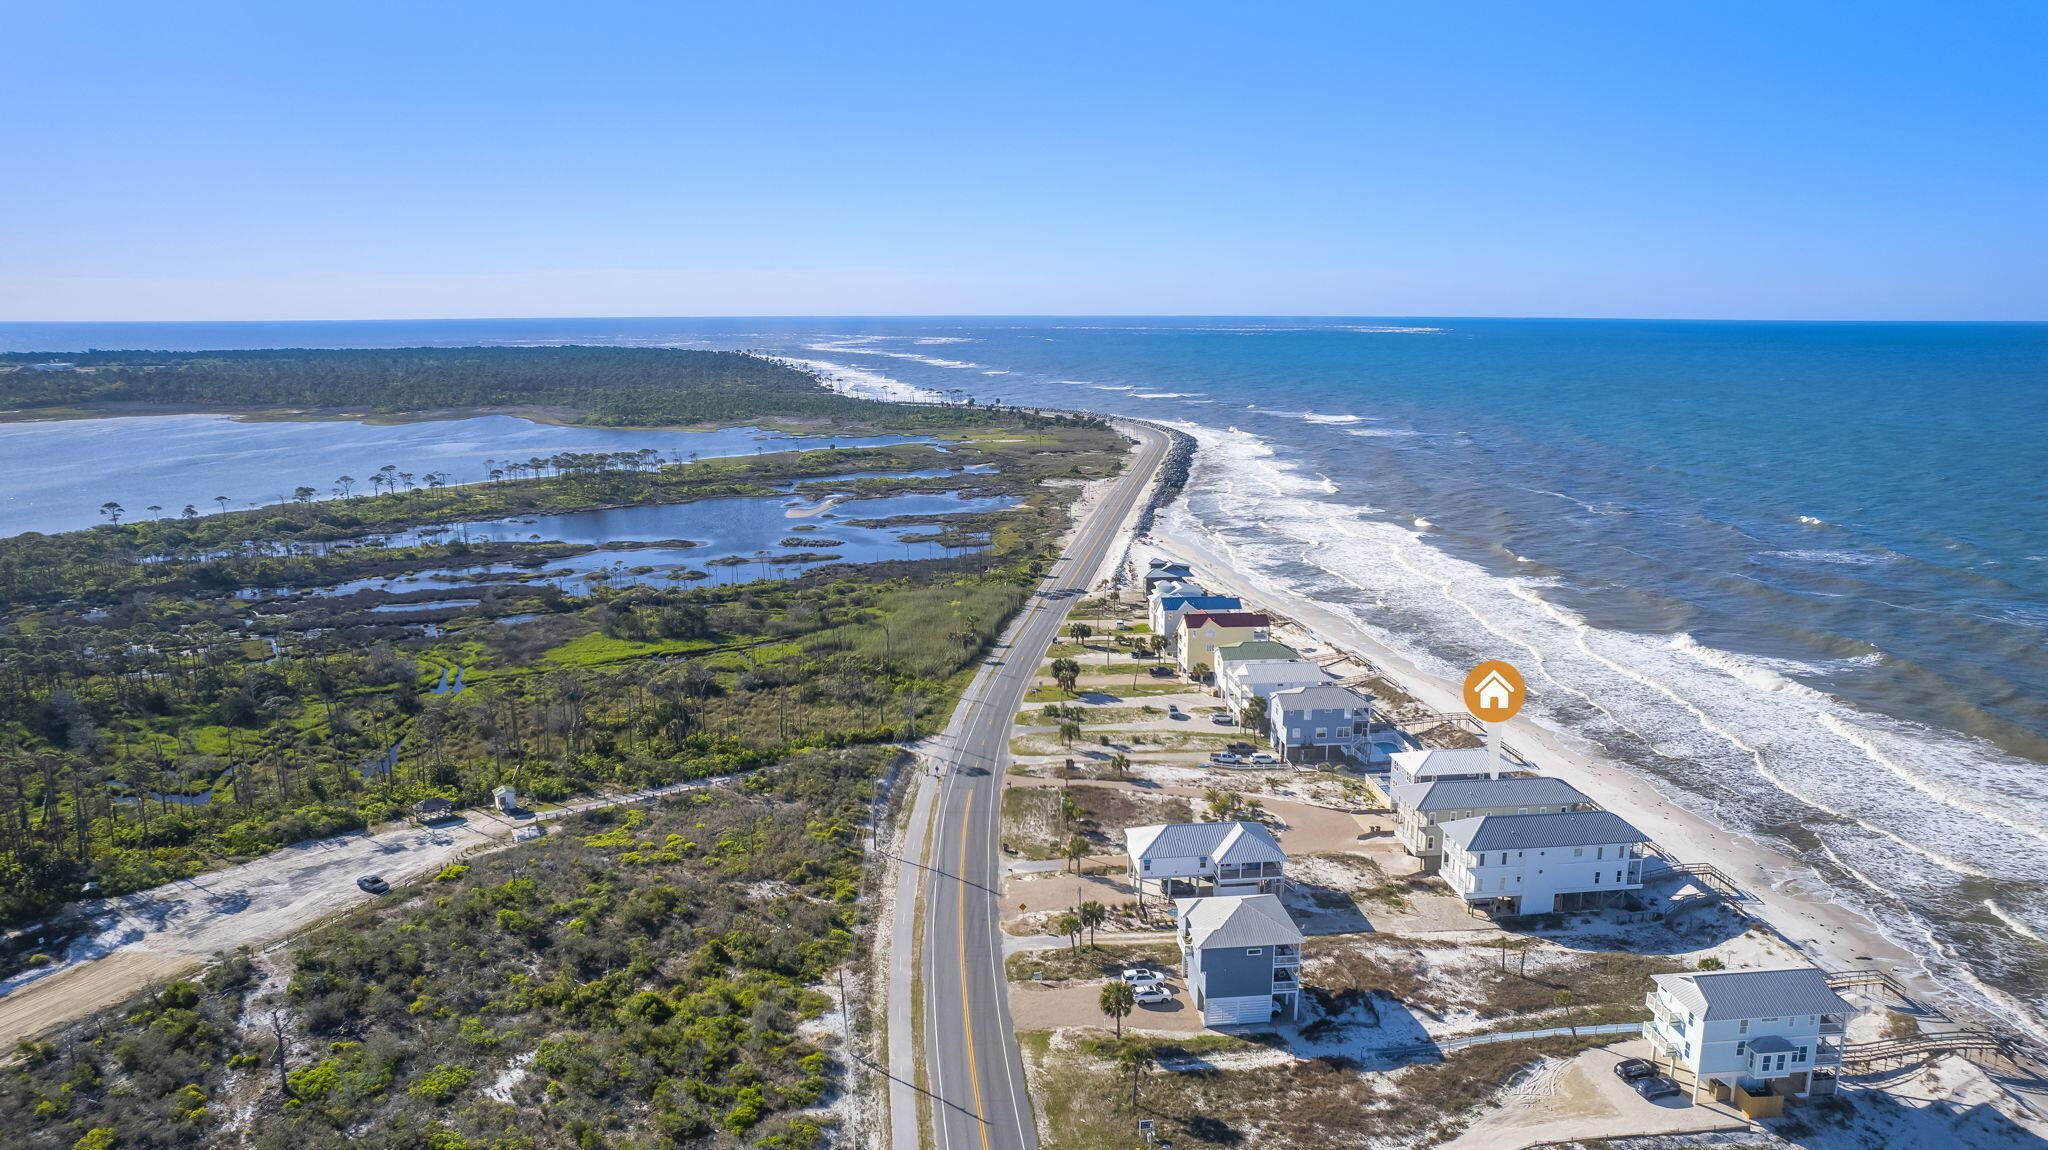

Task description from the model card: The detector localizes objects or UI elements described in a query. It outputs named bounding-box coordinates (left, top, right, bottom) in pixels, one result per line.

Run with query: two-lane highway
left=917, top=422, right=1170, bottom=1150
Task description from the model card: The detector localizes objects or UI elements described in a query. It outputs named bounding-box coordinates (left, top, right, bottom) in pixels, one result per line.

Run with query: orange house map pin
left=1463, top=660, right=1526, bottom=724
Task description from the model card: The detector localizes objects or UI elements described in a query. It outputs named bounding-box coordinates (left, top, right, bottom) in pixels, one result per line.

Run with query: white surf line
left=1819, top=712, right=2048, bottom=846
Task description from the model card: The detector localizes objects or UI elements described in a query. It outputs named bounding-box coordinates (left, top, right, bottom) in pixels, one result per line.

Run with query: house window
left=1518, top=808, right=1529, bottom=815
left=1141, top=860, right=1152, bottom=872
left=1795, top=1046, right=1809, bottom=1064
left=1573, top=847, right=1583, bottom=857
left=1736, top=1041, right=1747, bottom=1057
left=1596, top=847, right=1605, bottom=859
left=1315, top=728, right=1327, bottom=739
left=1246, top=948, right=1262, bottom=956
left=1738, top=1019, right=1749, bottom=1035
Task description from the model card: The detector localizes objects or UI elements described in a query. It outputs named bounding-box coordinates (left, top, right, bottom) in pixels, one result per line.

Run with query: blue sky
left=4, top=1, right=2043, bottom=321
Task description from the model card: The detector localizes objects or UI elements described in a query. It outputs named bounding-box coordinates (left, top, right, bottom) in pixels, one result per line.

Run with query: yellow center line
left=957, top=786, right=993, bottom=1150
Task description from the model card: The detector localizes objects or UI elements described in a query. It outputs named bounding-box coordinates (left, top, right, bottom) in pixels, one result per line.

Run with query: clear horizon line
left=2, top=312, right=2045, bottom=327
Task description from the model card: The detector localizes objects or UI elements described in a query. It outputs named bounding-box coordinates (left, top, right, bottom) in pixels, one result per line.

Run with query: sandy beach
left=1141, top=521, right=1972, bottom=1029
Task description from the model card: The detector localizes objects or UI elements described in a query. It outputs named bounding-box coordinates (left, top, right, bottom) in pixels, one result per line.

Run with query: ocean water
left=7, top=316, right=2047, bottom=1032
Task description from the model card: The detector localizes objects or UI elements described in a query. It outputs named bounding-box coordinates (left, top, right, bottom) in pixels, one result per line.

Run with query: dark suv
left=356, top=875, right=390, bottom=895
left=1613, top=1058, right=1655, bottom=1082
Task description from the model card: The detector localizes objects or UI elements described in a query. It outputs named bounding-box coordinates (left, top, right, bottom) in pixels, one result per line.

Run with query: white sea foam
left=758, top=356, right=943, bottom=403
left=1346, top=427, right=1421, bottom=438
left=1090, top=385, right=1137, bottom=391
left=1798, top=515, right=1830, bottom=526
left=1754, top=549, right=1890, bottom=567
left=1412, top=517, right=1435, bottom=529
left=801, top=340, right=981, bottom=369
left=1163, top=421, right=2048, bottom=1033
left=1135, top=391, right=1191, bottom=398
left=1300, top=412, right=1364, bottom=424
left=982, top=370, right=1010, bottom=375
left=913, top=337, right=977, bottom=344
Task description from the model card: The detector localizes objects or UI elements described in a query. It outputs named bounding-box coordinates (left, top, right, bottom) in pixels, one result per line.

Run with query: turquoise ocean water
left=6, top=316, right=2046, bottom=1029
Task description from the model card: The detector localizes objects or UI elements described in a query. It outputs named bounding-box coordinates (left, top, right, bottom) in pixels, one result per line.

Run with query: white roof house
left=1390, top=775, right=1594, bottom=865
left=1126, top=820, right=1287, bottom=900
left=1388, top=747, right=1532, bottom=788
left=1218, top=657, right=1329, bottom=716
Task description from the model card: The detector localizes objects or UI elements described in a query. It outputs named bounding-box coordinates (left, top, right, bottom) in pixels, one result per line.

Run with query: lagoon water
left=0, top=412, right=930, bottom=536
left=7, top=315, right=2047, bottom=1031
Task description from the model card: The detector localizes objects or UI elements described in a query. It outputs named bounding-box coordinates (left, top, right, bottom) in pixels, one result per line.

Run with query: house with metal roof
left=1175, top=893, right=1304, bottom=1025
left=1438, top=810, right=1649, bottom=915
left=1142, top=560, right=1198, bottom=590
left=1387, top=746, right=1534, bottom=788
left=1125, top=820, right=1286, bottom=902
left=1646, top=967, right=1854, bottom=1108
left=1268, top=684, right=1376, bottom=764
left=1390, top=776, right=1594, bottom=869
left=1215, top=641, right=1327, bottom=715
left=1150, top=594, right=1244, bottom=648
left=1177, top=611, right=1272, bottom=676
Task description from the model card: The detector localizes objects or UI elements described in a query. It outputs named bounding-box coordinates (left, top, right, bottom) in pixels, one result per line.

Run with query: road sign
left=1463, top=660, right=1526, bottom=724
left=1138, top=1120, right=1155, bottom=1132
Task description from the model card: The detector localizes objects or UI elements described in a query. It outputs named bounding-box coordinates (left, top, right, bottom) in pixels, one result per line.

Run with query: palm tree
left=1243, top=694, right=1269, bottom=737
left=1050, top=657, right=1081, bottom=693
left=1078, top=899, right=1108, bottom=946
left=1109, top=751, right=1130, bottom=779
left=1057, top=718, right=1082, bottom=748
left=1113, top=1038, right=1156, bottom=1110
left=1063, top=833, right=1090, bottom=873
left=1056, top=913, right=1083, bottom=951
left=1099, top=980, right=1136, bottom=1038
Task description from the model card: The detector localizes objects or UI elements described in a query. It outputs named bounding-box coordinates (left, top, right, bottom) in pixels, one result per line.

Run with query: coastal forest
left=0, top=353, right=1127, bottom=1148
left=0, top=347, right=979, bottom=428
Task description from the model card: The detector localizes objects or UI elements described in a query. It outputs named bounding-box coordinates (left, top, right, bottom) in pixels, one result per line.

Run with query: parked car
left=356, top=875, right=390, bottom=895
left=1612, top=1058, right=1656, bottom=1082
left=1210, top=752, right=1244, bottom=765
left=1133, top=985, right=1173, bottom=1005
left=1248, top=752, right=1280, bottom=765
left=1149, top=665, right=1174, bottom=677
left=1166, top=704, right=1183, bottom=718
left=1633, top=1075, right=1681, bottom=1100
left=1120, top=967, right=1166, bottom=986
left=1209, top=713, right=1235, bottom=725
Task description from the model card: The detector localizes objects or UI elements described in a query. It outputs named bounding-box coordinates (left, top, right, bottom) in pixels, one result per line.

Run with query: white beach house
left=1125, top=820, right=1287, bottom=903
left=1387, top=746, right=1533, bottom=788
left=1646, top=967, right=1853, bottom=1110
left=1176, top=893, right=1304, bottom=1025
left=1438, top=810, right=1649, bottom=915
left=1390, top=775, right=1594, bottom=869
left=1215, top=640, right=1327, bottom=714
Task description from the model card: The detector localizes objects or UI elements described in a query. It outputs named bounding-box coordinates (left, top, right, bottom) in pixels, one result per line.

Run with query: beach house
left=1387, top=747, right=1533, bottom=788
left=1175, top=894, right=1304, bottom=1025
left=1151, top=594, right=1243, bottom=649
left=1268, top=684, right=1376, bottom=764
left=1645, top=967, right=1852, bottom=1110
left=1390, top=776, right=1594, bottom=869
left=1215, top=640, right=1326, bottom=713
left=1142, top=559, right=1198, bottom=591
left=1177, top=611, right=1271, bottom=677
left=1125, top=820, right=1287, bottom=902
left=1437, top=810, right=1649, bottom=915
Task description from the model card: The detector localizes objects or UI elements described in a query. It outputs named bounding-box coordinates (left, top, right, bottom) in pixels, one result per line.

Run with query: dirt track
left=0, top=778, right=718, bottom=1047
